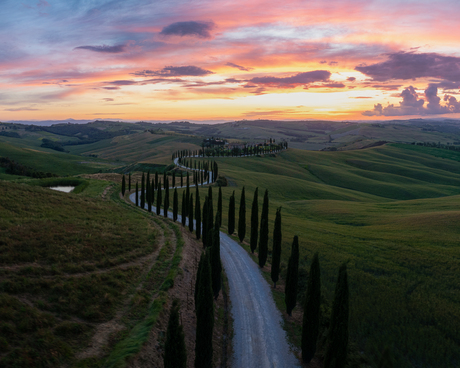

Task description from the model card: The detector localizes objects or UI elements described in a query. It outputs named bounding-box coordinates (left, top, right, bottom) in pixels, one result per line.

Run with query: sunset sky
left=1, top=0, right=460, bottom=122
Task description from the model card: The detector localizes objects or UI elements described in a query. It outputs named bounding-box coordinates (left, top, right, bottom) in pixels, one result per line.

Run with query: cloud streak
left=74, top=44, right=126, bottom=53
left=160, top=21, right=215, bottom=39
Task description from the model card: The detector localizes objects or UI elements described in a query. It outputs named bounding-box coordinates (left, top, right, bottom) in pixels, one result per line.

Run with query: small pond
left=49, top=186, right=75, bottom=193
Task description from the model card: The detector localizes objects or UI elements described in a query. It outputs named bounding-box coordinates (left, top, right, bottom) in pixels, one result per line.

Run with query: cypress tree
left=189, top=194, right=194, bottom=232
left=181, top=192, right=186, bottom=226
left=195, top=187, right=201, bottom=240
left=146, top=171, right=151, bottom=205
left=164, top=299, right=187, bottom=368
left=301, top=252, right=321, bottom=363
left=172, top=171, right=176, bottom=188
left=271, top=207, right=282, bottom=288
left=163, top=171, right=167, bottom=190
left=206, top=196, right=214, bottom=248
left=324, top=263, right=349, bottom=368
left=164, top=182, right=169, bottom=218
left=151, top=178, right=155, bottom=205
left=250, top=187, right=259, bottom=253
left=202, top=196, right=208, bottom=248
left=210, top=212, right=222, bottom=299
left=228, top=191, right=235, bottom=235
left=285, top=236, right=300, bottom=316
left=128, top=172, right=131, bottom=191
left=121, top=174, right=126, bottom=196
left=173, top=188, right=178, bottom=222
left=217, top=186, right=222, bottom=228
left=258, top=189, right=269, bottom=268
left=195, top=252, right=204, bottom=310
left=135, top=182, right=139, bottom=206
left=156, top=185, right=162, bottom=216
left=195, top=250, right=214, bottom=368
left=140, top=172, right=145, bottom=209
left=185, top=173, right=190, bottom=216
left=238, top=187, right=246, bottom=242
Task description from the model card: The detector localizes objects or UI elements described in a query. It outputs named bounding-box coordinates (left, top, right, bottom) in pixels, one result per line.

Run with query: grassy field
left=176, top=144, right=460, bottom=367
left=0, top=179, right=186, bottom=367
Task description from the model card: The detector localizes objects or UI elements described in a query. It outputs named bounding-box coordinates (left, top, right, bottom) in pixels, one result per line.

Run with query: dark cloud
left=226, top=62, right=253, bottom=71
left=160, top=21, right=215, bottom=39
left=347, top=77, right=356, bottom=82
left=362, top=84, right=460, bottom=116
left=249, top=70, right=331, bottom=88
left=107, top=80, right=137, bottom=86
left=356, top=51, right=460, bottom=82
left=306, top=82, right=345, bottom=89
left=102, top=98, right=114, bottom=102
left=74, top=44, right=126, bottom=53
left=319, top=60, right=327, bottom=64
left=328, top=61, right=338, bottom=66
left=102, top=86, right=120, bottom=90
left=132, top=66, right=214, bottom=77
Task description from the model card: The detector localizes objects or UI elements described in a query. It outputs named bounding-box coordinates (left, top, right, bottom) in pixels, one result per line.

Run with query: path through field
left=129, top=180, right=300, bottom=367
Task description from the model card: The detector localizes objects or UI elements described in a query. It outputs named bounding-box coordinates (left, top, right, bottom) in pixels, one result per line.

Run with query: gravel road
left=129, top=156, right=300, bottom=367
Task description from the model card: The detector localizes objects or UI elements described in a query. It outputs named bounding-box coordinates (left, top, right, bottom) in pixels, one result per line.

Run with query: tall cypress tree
left=271, top=207, right=282, bottom=288
left=217, top=186, right=222, bottom=228
left=185, top=173, right=190, bottom=216
left=173, top=188, right=178, bottom=222
left=301, top=252, right=321, bottom=363
left=210, top=212, right=222, bottom=299
left=285, top=236, right=300, bottom=316
left=324, top=263, right=349, bottom=368
left=195, top=187, right=201, bottom=240
left=128, top=172, right=131, bottom=191
left=194, top=252, right=204, bottom=310
left=189, top=194, right=194, bottom=232
left=206, top=196, right=214, bottom=248
left=172, top=171, right=176, bottom=188
left=151, top=178, right=155, bottom=205
left=135, top=182, right=139, bottom=206
left=202, top=196, right=208, bottom=248
left=228, top=191, right=235, bottom=235
left=195, top=250, right=214, bottom=368
left=181, top=192, right=187, bottom=226
left=250, top=187, right=259, bottom=253
left=140, top=172, right=145, bottom=209
left=164, top=299, right=187, bottom=368
left=121, top=174, right=126, bottom=196
left=146, top=171, right=151, bottom=205
left=164, top=182, right=169, bottom=218
left=156, top=185, right=162, bottom=216
left=238, top=187, right=246, bottom=242
left=258, top=189, right=269, bottom=268
left=163, top=171, right=167, bottom=190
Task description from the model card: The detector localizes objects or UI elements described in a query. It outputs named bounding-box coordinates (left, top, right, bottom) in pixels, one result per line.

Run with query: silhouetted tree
left=217, top=186, right=222, bottom=228
left=228, top=191, right=235, bottom=235
left=164, top=181, right=169, bottom=218
left=121, top=174, right=126, bottom=196
left=128, top=172, right=131, bottom=191
left=181, top=192, right=186, bottom=226
left=285, top=236, right=300, bottom=316
left=202, top=196, right=208, bottom=248
left=206, top=196, right=214, bottom=248
left=164, top=299, right=187, bottom=368
left=238, top=187, right=246, bottom=242
left=141, top=172, right=145, bottom=208
left=135, top=182, right=139, bottom=206
left=302, top=252, right=321, bottom=363
left=250, top=187, right=259, bottom=253
left=324, top=263, right=349, bottom=368
left=189, top=194, right=194, bottom=232
left=258, top=189, right=269, bottom=268
left=195, top=250, right=214, bottom=368
left=173, top=188, right=178, bottom=221
left=156, top=184, right=162, bottom=216
left=271, top=207, right=282, bottom=287
left=195, top=186, right=201, bottom=240
left=210, top=212, right=222, bottom=299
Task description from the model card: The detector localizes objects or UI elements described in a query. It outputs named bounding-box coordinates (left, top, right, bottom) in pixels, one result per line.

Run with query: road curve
left=128, top=160, right=299, bottom=367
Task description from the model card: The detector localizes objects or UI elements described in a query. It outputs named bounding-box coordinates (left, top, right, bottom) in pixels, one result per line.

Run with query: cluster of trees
left=411, top=141, right=460, bottom=151
left=176, top=158, right=219, bottom=184
left=40, top=138, right=67, bottom=152
left=172, top=138, right=288, bottom=160
left=0, top=156, right=57, bottom=178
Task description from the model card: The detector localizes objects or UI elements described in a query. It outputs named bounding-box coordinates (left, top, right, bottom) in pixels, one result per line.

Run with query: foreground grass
left=0, top=181, right=160, bottom=366
left=176, top=144, right=460, bottom=367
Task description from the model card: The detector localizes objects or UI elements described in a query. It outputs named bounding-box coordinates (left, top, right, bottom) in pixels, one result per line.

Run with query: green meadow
left=184, top=144, right=460, bottom=367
